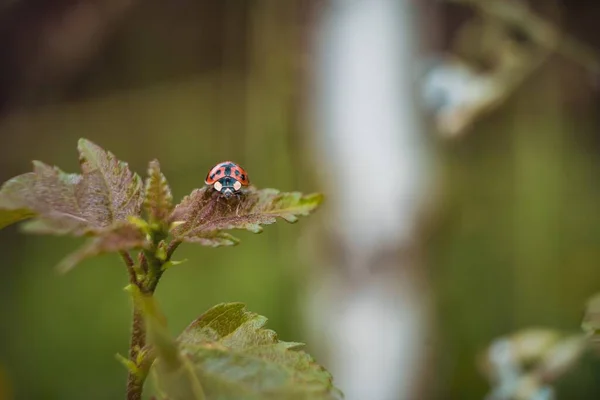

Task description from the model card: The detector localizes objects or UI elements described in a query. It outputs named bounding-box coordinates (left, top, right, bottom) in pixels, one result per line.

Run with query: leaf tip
left=163, top=258, right=188, bottom=270
left=55, top=260, right=75, bottom=275
left=77, top=138, right=100, bottom=159
left=30, top=160, right=45, bottom=169
left=246, top=224, right=263, bottom=234
left=282, top=341, right=305, bottom=350
left=282, top=215, right=299, bottom=223
left=306, top=192, right=325, bottom=209
left=148, top=159, right=161, bottom=169
left=77, top=137, right=96, bottom=150
left=124, top=283, right=140, bottom=297
left=115, top=352, right=140, bottom=376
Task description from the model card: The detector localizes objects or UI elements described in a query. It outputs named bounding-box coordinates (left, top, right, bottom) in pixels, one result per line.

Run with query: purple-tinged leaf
left=169, top=187, right=323, bottom=246
left=144, top=160, right=173, bottom=225
left=57, top=223, right=147, bottom=273
left=0, top=139, right=143, bottom=236
left=0, top=162, right=97, bottom=234
left=78, top=139, right=143, bottom=224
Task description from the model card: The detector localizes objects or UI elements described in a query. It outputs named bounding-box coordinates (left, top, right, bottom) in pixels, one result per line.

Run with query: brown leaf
left=169, top=187, right=323, bottom=246
left=144, top=160, right=173, bottom=225
left=6, top=162, right=100, bottom=234
left=56, top=223, right=147, bottom=273
left=0, top=139, right=143, bottom=235
left=78, top=138, right=143, bottom=225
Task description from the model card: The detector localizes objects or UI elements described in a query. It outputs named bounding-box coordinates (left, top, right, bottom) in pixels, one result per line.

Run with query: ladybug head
left=213, top=177, right=242, bottom=197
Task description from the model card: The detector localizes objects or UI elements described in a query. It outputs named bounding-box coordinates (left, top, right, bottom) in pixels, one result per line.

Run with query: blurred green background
left=1, top=1, right=600, bottom=399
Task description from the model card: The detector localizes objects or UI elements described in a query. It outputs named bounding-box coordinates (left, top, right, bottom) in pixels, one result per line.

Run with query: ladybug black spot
left=240, top=174, right=246, bottom=181
left=235, top=170, right=240, bottom=176
left=224, top=166, right=232, bottom=176
left=210, top=174, right=215, bottom=180
left=216, top=169, right=221, bottom=175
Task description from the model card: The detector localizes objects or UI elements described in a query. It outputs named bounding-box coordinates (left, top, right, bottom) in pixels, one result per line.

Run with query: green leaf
left=163, top=259, right=188, bottom=270
left=184, top=345, right=339, bottom=400
left=169, top=187, right=323, bottom=246
left=177, top=303, right=279, bottom=348
left=0, top=207, right=36, bottom=230
left=0, top=173, right=38, bottom=229
left=56, top=223, right=147, bottom=273
left=150, top=303, right=341, bottom=400
left=116, top=352, right=140, bottom=377
left=132, top=286, right=206, bottom=400
left=0, top=139, right=143, bottom=235
left=144, top=160, right=173, bottom=225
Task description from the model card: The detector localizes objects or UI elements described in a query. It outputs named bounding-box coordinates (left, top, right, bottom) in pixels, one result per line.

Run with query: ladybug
left=205, top=161, right=250, bottom=198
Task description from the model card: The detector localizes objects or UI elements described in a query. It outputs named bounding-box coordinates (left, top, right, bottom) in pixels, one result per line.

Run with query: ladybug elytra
left=205, top=161, right=250, bottom=197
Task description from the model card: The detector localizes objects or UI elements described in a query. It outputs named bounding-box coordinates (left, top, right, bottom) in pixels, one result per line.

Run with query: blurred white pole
left=308, top=1, right=433, bottom=399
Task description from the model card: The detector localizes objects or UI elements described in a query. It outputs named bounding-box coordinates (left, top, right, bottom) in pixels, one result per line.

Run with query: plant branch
left=139, top=252, right=149, bottom=274
left=167, top=240, right=182, bottom=259
left=448, top=0, right=600, bottom=73
left=117, top=251, right=144, bottom=400
left=144, top=240, right=180, bottom=293
left=120, top=251, right=138, bottom=287
left=125, top=239, right=180, bottom=400
left=121, top=250, right=146, bottom=400
left=127, top=305, right=145, bottom=400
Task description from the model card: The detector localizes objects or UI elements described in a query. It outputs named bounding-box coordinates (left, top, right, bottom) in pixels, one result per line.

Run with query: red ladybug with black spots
left=205, top=161, right=250, bottom=198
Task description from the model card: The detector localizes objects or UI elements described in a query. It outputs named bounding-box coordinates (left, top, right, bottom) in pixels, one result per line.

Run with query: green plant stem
left=124, top=241, right=181, bottom=400
left=127, top=306, right=145, bottom=400
left=121, top=250, right=144, bottom=400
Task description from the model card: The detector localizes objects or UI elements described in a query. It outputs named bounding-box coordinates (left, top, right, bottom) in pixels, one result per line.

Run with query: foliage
left=170, top=187, right=323, bottom=245
left=0, top=139, right=335, bottom=400
left=478, top=293, right=600, bottom=399
left=137, top=295, right=342, bottom=400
